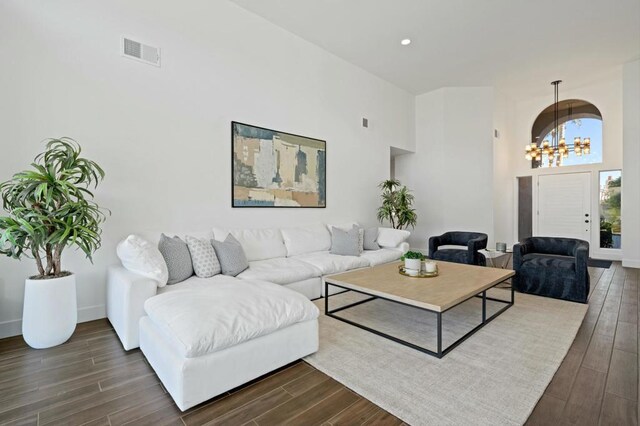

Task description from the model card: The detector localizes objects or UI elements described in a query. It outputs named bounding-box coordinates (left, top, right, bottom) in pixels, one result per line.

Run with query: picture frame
left=231, top=121, right=326, bottom=208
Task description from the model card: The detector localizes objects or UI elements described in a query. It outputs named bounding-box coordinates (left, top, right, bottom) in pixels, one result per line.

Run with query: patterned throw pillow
left=185, top=235, right=221, bottom=278
left=211, top=234, right=249, bottom=277
left=330, top=225, right=361, bottom=256
left=158, top=234, right=194, bottom=284
left=363, top=227, right=380, bottom=250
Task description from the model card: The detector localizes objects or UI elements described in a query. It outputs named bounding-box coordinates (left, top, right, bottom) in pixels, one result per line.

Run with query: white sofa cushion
left=158, top=274, right=230, bottom=294
left=293, top=251, right=370, bottom=275
left=281, top=224, right=331, bottom=257
left=360, top=248, right=403, bottom=266
left=116, top=235, right=169, bottom=287
left=237, top=258, right=322, bottom=285
left=144, top=277, right=319, bottom=358
left=377, top=227, right=411, bottom=248
left=212, top=227, right=286, bottom=262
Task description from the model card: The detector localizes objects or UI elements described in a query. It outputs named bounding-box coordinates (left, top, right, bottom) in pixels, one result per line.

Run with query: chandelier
left=525, top=80, right=591, bottom=167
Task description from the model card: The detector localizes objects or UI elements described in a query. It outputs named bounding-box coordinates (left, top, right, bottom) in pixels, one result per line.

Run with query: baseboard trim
left=0, top=304, right=106, bottom=339
left=622, top=259, right=640, bottom=269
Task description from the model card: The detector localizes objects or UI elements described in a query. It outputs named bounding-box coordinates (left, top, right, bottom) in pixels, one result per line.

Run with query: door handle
left=585, top=220, right=590, bottom=223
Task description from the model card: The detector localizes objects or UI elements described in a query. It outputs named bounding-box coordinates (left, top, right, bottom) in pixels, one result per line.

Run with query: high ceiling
left=230, top=0, right=640, bottom=97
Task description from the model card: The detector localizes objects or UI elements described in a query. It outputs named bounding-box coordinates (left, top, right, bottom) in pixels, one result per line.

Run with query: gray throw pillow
left=330, top=225, right=361, bottom=256
left=211, top=234, right=249, bottom=276
left=186, top=235, right=221, bottom=278
left=158, top=234, right=194, bottom=284
left=363, top=227, right=380, bottom=250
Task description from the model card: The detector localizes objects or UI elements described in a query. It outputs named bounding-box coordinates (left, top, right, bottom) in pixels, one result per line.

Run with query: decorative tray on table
left=398, top=265, right=439, bottom=278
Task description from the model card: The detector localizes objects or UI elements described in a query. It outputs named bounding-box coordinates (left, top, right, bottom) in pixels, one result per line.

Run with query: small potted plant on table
left=0, top=138, right=107, bottom=348
left=401, top=250, right=425, bottom=272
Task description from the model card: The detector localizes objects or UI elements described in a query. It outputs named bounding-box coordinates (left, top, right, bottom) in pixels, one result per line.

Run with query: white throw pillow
left=212, top=227, right=287, bottom=262
left=281, top=224, right=331, bottom=257
left=377, top=227, right=411, bottom=248
left=116, top=235, right=169, bottom=287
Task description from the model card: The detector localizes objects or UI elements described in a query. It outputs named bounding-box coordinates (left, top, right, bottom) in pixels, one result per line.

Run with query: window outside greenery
left=599, top=170, right=621, bottom=249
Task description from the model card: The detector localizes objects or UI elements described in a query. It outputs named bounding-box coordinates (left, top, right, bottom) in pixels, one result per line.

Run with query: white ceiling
left=230, top=0, right=640, bottom=97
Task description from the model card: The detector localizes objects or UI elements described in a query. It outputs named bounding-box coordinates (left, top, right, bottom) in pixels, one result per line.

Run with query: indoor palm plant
left=376, top=179, right=418, bottom=230
left=0, top=138, right=107, bottom=348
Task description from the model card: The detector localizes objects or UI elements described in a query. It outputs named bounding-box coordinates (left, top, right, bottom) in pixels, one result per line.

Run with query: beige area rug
left=304, top=289, right=587, bottom=426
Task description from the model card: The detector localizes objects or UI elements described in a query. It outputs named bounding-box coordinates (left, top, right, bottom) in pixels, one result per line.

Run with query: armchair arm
left=428, top=235, right=442, bottom=258
left=512, top=243, right=528, bottom=272
left=107, top=265, right=158, bottom=350
left=466, top=235, right=488, bottom=264
left=574, top=242, right=590, bottom=301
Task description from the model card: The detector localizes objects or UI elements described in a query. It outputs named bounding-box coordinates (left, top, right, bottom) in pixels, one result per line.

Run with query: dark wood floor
left=527, top=262, right=638, bottom=426
left=0, top=320, right=404, bottom=425
left=0, top=263, right=636, bottom=425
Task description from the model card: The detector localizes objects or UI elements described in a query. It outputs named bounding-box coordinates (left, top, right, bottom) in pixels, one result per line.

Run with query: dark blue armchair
left=428, top=231, right=488, bottom=266
left=513, top=237, right=590, bottom=303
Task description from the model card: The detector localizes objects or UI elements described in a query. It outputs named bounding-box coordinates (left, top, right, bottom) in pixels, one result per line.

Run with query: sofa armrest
left=107, top=265, right=158, bottom=350
left=397, top=242, right=410, bottom=254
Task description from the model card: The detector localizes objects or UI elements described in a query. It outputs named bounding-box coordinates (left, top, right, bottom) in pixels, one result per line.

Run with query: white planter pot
left=404, top=258, right=422, bottom=271
left=22, top=274, right=77, bottom=349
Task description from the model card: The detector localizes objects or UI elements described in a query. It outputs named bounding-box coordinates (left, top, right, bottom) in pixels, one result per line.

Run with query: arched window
left=529, top=99, right=603, bottom=168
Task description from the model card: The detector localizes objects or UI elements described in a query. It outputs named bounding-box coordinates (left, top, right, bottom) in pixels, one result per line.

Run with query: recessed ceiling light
left=400, top=39, right=411, bottom=46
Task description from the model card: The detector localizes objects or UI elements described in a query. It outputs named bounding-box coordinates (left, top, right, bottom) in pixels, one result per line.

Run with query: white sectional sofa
left=106, top=223, right=409, bottom=410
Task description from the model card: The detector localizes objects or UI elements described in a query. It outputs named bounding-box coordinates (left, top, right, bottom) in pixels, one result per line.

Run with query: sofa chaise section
left=140, top=278, right=319, bottom=411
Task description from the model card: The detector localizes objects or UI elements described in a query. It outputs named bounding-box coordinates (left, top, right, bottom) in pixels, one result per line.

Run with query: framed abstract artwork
left=232, top=121, right=326, bottom=208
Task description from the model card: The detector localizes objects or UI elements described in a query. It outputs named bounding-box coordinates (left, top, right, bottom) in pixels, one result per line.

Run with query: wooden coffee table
left=324, top=261, right=515, bottom=358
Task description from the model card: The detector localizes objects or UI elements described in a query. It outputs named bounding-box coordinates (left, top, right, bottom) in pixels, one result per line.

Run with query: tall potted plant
left=0, top=138, right=107, bottom=348
left=377, top=179, right=417, bottom=230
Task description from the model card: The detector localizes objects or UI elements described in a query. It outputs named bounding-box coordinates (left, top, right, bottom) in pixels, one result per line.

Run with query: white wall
left=0, top=0, right=414, bottom=337
left=622, top=59, right=640, bottom=268
left=495, top=70, right=625, bottom=260
left=395, top=87, right=495, bottom=250
left=492, top=90, right=517, bottom=246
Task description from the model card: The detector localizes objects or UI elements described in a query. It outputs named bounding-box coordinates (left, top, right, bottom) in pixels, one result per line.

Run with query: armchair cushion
left=432, top=249, right=477, bottom=265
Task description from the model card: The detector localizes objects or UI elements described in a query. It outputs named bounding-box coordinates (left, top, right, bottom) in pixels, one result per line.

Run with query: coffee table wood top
left=325, top=261, right=514, bottom=312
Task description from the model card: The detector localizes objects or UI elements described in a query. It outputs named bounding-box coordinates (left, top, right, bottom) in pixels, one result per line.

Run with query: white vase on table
left=404, top=258, right=422, bottom=271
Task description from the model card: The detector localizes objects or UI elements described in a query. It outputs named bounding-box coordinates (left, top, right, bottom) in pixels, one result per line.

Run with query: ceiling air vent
left=121, top=36, right=160, bottom=67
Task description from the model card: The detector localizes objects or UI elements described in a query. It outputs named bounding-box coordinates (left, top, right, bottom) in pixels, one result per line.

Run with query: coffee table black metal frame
left=324, top=277, right=514, bottom=359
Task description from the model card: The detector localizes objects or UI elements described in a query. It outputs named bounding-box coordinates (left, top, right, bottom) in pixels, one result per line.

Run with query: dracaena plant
left=0, top=138, right=107, bottom=279
left=376, top=179, right=417, bottom=230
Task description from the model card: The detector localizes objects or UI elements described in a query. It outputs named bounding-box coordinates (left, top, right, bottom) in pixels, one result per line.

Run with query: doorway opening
left=517, top=176, right=533, bottom=242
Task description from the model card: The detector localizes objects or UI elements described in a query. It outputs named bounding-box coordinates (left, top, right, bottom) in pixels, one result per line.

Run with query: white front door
left=537, top=172, right=591, bottom=241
